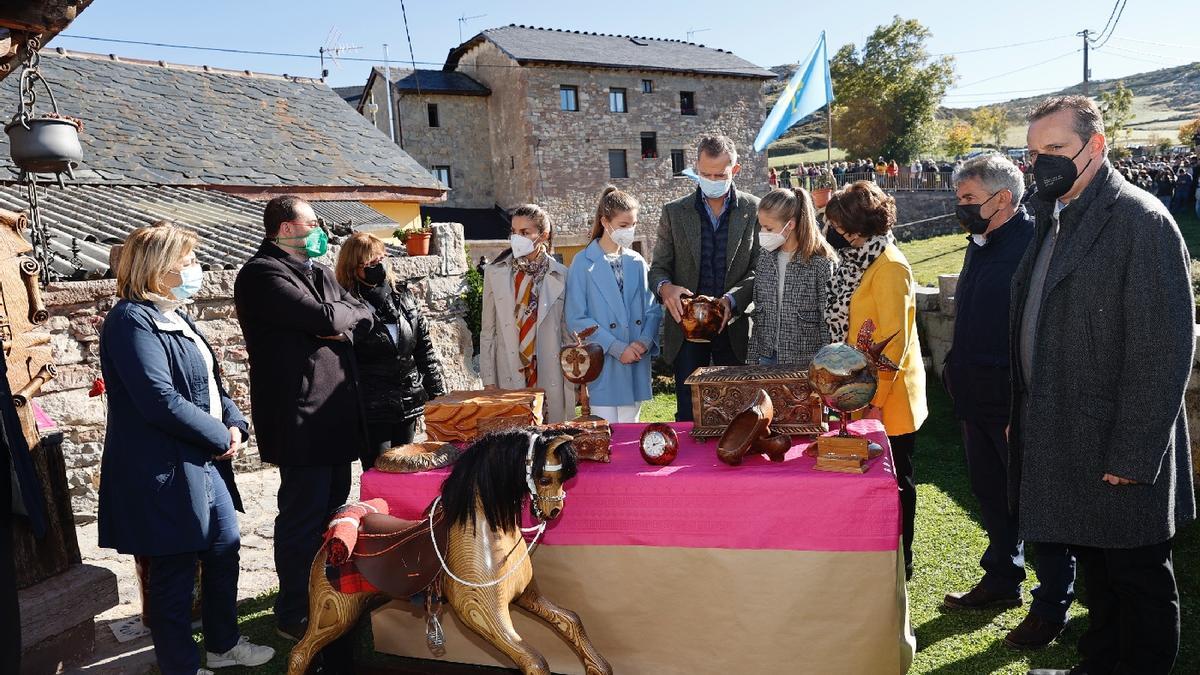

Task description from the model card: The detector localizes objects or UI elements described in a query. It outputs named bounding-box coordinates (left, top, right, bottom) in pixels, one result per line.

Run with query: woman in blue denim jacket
left=98, top=222, right=273, bottom=675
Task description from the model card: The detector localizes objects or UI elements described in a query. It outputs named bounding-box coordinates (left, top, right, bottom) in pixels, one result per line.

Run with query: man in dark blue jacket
left=942, top=154, right=1076, bottom=649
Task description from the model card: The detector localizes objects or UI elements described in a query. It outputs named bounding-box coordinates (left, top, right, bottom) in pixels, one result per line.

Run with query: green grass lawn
left=205, top=387, right=1198, bottom=674
left=898, top=233, right=969, bottom=287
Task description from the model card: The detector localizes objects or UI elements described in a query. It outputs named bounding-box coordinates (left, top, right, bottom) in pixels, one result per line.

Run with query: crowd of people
left=770, top=158, right=965, bottom=191
left=1112, top=152, right=1200, bottom=217
left=92, top=98, right=1195, bottom=675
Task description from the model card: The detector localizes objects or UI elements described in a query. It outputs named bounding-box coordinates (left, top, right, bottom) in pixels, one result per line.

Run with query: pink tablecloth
left=360, top=419, right=900, bottom=553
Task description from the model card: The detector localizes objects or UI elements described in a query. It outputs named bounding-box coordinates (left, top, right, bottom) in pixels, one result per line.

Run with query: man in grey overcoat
left=649, top=134, right=760, bottom=421
left=1016, top=96, right=1196, bottom=675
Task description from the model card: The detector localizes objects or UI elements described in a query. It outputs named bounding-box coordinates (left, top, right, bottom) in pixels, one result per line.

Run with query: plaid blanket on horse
left=322, top=499, right=388, bottom=594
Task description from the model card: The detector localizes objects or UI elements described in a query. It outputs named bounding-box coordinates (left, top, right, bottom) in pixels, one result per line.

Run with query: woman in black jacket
left=335, top=232, right=447, bottom=468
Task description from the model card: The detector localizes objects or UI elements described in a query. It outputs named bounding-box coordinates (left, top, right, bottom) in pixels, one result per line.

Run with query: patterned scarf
left=513, top=249, right=550, bottom=387
left=825, top=233, right=894, bottom=343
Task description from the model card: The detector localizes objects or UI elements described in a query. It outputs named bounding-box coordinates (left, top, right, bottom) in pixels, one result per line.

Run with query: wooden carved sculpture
left=0, top=207, right=53, bottom=449
left=288, top=431, right=611, bottom=675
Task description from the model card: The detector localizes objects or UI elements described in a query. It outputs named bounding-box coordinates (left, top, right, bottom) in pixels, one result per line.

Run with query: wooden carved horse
left=288, top=430, right=612, bottom=675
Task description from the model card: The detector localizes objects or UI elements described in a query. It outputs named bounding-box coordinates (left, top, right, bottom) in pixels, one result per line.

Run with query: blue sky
left=57, top=1, right=1199, bottom=107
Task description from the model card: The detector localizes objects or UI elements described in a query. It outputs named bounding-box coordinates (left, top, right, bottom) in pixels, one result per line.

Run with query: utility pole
left=1077, top=29, right=1091, bottom=96
left=383, top=43, right=396, bottom=144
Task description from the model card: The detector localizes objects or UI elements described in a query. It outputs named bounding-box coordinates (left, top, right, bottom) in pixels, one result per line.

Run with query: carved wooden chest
left=684, top=365, right=827, bottom=439
left=424, top=388, right=544, bottom=443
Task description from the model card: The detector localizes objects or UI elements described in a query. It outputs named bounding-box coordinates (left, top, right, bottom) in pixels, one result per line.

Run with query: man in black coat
left=942, top=154, right=1076, bottom=650
left=234, top=195, right=375, bottom=639
left=1017, top=98, right=1196, bottom=675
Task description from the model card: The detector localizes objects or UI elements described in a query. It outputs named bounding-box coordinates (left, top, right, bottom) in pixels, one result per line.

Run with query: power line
left=1110, top=35, right=1200, bottom=50
left=929, top=35, right=1073, bottom=57
left=953, top=50, right=1081, bottom=90
left=1090, top=0, right=1127, bottom=50
left=1101, top=45, right=1194, bottom=68
left=1090, top=0, right=1123, bottom=44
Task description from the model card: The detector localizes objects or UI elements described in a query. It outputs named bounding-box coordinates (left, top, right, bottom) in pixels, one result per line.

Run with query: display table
left=361, top=420, right=914, bottom=674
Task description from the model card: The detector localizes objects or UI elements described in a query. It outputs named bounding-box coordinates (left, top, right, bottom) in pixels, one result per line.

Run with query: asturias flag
left=753, top=31, right=834, bottom=153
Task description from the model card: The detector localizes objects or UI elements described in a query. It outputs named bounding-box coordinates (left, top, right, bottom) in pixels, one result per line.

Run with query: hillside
left=763, top=60, right=1200, bottom=157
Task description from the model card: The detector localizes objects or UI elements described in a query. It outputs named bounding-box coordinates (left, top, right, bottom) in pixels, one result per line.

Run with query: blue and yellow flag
left=753, top=31, right=834, bottom=153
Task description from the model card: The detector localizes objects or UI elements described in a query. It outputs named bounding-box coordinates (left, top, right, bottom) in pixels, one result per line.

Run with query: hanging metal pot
left=5, top=115, right=82, bottom=174
left=6, top=44, right=83, bottom=177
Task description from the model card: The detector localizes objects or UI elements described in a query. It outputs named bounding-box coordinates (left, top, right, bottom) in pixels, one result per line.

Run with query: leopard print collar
left=825, top=233, right=894, bottom=343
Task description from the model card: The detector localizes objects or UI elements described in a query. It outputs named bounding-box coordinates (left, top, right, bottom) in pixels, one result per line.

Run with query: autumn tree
left=1098, top=81, right=1134, bottom=147
left=970, top=106, right=1011, bottom=149
left=942, top=120, right=975, bottom=157
left=830, top=16, right=955, bottom=163
left=1180, top=117, right=1200, bottom=148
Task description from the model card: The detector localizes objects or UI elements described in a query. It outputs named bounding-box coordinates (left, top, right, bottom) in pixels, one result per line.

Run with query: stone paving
left=65, top=464, right=364, bottom=673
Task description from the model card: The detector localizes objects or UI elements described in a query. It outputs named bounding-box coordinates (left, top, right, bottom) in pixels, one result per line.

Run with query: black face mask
left=362, top=262, right=387, bottom=287
left=1033, top=144, right=1093, bottom=202
left=824, top=224, right=852, bottom=250
left=955, top=190, right=1001, bottom=236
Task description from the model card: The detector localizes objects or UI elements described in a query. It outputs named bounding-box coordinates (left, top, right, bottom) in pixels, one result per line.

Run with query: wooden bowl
left=680, top=295, right=722, bottom=343
left=751, top=432, right=792, bottom=463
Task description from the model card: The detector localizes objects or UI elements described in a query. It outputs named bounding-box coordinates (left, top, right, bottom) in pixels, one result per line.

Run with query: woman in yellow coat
left=824, top=180, right=928, bottom=581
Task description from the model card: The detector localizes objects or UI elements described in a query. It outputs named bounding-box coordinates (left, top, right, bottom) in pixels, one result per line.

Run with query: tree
left=1156, top=137, right=1175, bottom=155
left=942, top=120, right=975, bottom=158
left=1098, top=81, right=1134, bottom=147
left=1180, top=117, right=1200, bottom=148
left=970, top=106, right=1010, bottom=149
left=830, top=16, right=955, bottom=163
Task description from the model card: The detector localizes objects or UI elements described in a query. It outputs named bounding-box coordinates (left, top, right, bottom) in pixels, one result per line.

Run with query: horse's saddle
left=352, top=507, right=449, bottom=599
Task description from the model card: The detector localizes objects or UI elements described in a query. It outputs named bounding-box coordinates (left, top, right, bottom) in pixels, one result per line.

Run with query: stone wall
left=890, top=191, right=959, bottom=241
left=522, top=67, right=769, bottom=254
left=395, top=92, right=494, bottom=209
left=40, top=223, right=480, bottom=521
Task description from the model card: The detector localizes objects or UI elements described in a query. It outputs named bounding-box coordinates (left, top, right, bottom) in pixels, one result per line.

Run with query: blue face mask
left=171, top=264, right=203, bottom=300
left=682, top=168, right=732, bottom=199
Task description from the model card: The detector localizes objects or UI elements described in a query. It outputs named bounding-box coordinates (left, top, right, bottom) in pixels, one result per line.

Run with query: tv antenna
left=319, top=27, right=361, bottom=78
left=686, top=27, right=710, bottom=42
left=458, top=13, right=487, bottom=43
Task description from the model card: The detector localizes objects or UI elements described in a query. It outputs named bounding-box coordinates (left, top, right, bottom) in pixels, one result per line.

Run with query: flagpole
left=826, top=104, right=832, bottom=168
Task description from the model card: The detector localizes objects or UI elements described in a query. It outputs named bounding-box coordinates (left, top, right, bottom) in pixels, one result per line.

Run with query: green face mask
left=278, top=226, right=329, bottom=258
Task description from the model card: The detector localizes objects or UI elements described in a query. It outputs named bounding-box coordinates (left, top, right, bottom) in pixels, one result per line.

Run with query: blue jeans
left=961, top=420, right=1075, bottom=622
left=146, top=463, right=241, bottom=674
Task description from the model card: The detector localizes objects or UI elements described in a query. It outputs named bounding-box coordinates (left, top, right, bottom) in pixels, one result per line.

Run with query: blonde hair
left=335, top=232, right=389, bottom=290
left=757, top=188, right=835, bottom=262
left=116, top=221, right=198, bottom=301
left=590, top=185, right=639, bottom=240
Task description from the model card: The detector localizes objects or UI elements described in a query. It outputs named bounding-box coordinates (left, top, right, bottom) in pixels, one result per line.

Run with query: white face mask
left=696, top=173, right=732, bottom=199
left=609, top=226, right=636, bottom=249
left=509, top=233, right=537, bottom=258
left=757, top=222, right=792, bottom=253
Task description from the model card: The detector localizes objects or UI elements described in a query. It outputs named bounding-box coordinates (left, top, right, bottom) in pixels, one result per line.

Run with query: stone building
left=349, top=24, right=775, bottom=262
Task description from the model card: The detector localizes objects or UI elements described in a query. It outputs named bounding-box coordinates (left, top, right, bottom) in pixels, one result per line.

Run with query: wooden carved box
left=475, top=418, right=612, bottom=463
left=684, top=365, right=826, bottom=439
left=424, top=388, right=545, bottom=443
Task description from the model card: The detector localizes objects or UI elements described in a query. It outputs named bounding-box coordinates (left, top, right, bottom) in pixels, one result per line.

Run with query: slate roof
left=374, top=67, right=490, bottom=96
left=0, top=185, right=401, bottom=278
left=446, top=25, right=775, bottom=79
left=0, top=50, right=445, bottom=193
left=333, top=85, right=364, bottom=106
left=312, top=200, right=396, bottom=229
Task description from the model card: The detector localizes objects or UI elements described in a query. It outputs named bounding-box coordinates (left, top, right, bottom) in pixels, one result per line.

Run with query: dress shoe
left=943, top=584, right=1022, bottom=610
left=276, top=618, right=308, bottom=642
left=1005, top=613, right=1066, bottom=649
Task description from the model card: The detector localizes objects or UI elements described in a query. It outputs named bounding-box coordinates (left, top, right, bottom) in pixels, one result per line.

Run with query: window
left=560, top=85, right=578, bottom=111
left=642, top=79, right=654, bottom=93
left=641, top=132, right=658, bottom=159
left=608, top=150, right=628, bottom=179
left=680, top=91, right=696, bottom=116
left=670, top=149, right=686, bottom=176
left=431, top=165, right=452, bottom=188
left=427, top=103, right=439, bottom=128
left=609, top=87, right=627, bottom=113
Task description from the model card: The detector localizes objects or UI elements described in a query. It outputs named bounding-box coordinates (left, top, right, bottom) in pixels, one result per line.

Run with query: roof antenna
left=686, top=27, right=710, bottom=42
left=458, top=13, right=487, bottom=44
left=319, top=27, right=361, bottom=79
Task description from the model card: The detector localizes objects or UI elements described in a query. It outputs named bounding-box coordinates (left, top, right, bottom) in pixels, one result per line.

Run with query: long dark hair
left=440, top=429, right=579, bottom=533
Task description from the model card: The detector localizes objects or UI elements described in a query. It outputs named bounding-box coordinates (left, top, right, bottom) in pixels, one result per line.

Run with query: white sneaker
left=206, top=636, right=276, bottom=668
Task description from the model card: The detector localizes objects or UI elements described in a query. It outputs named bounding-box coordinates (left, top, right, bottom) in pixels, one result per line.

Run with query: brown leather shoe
left=943, top=584, right=1022, bottom=610
left=1005, top=613, right=1067, bottom=649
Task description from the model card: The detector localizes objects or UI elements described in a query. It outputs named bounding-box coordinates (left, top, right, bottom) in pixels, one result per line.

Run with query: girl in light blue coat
left=566, top=186, right=663, bottom=423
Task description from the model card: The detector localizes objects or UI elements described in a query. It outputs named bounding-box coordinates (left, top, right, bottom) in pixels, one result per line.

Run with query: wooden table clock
left=639, top=423, right=679, bottom=466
